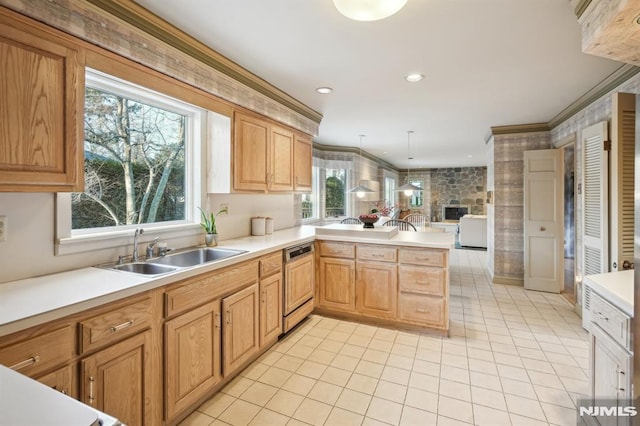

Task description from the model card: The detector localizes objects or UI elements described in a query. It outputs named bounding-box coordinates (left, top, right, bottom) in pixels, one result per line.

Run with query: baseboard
left=492, top=276, right=524, bottom=286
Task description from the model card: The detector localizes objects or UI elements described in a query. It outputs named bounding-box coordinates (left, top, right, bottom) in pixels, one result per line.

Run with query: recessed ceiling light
left=405, top=73, right=424, bottom=83
left=467, top=155, right=473, bottom=158
left=316, top=87, right=333, bottom=94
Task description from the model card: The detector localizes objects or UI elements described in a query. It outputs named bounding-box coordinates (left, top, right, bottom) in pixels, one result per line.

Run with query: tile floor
left=180, top=249, right=588, bottom=426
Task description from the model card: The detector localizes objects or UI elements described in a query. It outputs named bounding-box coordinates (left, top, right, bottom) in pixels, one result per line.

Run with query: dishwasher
left=283, top=242, right=315, bottom=332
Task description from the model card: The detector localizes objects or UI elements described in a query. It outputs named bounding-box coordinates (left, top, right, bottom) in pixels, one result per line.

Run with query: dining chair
left=405, top=213, right=428, bottom=228
left=340, top=217, right=362, bottom=224
left=382, top=219, right=417, bottom=231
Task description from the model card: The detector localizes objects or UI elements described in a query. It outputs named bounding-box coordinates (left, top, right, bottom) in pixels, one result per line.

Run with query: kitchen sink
left=112, top=262, right=178, bottom=275
left=149, top=247, right=248, bottom=267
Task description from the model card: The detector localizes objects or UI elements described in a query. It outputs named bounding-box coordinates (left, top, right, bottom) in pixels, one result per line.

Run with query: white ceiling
left=134, top=0, right=621, bottom=169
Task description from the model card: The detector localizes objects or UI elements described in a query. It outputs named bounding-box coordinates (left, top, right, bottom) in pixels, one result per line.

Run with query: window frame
left=55, top=68, right=205, bottom=255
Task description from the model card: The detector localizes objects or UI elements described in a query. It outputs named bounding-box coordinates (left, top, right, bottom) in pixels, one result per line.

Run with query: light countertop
left=0, top=225, right=452, bottom=337
left=583, top=269, right=634, bottom=317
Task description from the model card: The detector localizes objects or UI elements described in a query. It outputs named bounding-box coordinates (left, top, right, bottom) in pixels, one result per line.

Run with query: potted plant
left=199, top=206, right=227, bottom=246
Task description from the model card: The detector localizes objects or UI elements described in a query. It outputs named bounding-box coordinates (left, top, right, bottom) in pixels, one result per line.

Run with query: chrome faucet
left=146, top=237, right=159, bottom=259
left=132, top=228, right=144, bottom=262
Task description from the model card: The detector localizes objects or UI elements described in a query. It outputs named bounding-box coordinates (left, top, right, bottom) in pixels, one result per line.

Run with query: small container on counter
left=251, top=217, right=266, bottom=236
left=265, top=217, right=274, bottom=234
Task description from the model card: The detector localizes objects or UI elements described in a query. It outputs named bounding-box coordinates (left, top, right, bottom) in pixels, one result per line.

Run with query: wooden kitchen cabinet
left=260, top=273, right=283, bottom=347
left=222, top=283, right=260, bottom=376
left=36, top=364, right=76, bottom=397
left=318, top=257, right=356, bottom=312
left=81, top=330, right=153, bottom=426
left=356, top=261, right=397, bottom=319
left=294, top=133, right=313, bottom=191
left=0, top=8, right=84, bottom=192
left=285, top=253, right=314, bottom=315
left=165, top=300, right=221, bottom=420
left=233, top=111, right=295, bottom=192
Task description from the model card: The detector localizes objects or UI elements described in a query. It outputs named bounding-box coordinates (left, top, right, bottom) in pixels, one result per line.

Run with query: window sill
left=56, top=223, right=202, bottom=256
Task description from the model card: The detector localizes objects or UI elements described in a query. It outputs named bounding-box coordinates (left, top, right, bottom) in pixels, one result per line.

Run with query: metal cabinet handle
left=9, top=355, right=40, bottom=371
left=540, top=226, right=546, bottom=231
left=262, top=291, right=266, bottom=303
left=215, top=312, right=221, bottom=329
left=616, top=368, right=626, bottom=392
left=88, top=376, right=95, bottom=404
left=109, top=320, right=134, bottom=333
left=226, top=310, right=231, bottom=325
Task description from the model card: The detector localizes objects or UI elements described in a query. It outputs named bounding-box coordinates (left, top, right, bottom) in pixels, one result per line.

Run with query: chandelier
left=396, top=130, right=422, bottom=196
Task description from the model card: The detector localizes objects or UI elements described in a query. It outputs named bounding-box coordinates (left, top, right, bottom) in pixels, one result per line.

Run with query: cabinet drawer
left=0, top=326, right=74, bottom=377
left=318, top=241, right=355, bottom=259
left=166, top=260, right=258, bottom=317
left=398, top=293, right=446, bottom=328
left=399, top=265, right=445, bottom=296
left=590, top=291, right=631, bottom=350
left=357, top=245, right=397, bottom=263
left=399, top=248, right=446, bottom=267
left=260, top=251, right=282, bottom=278
left=80, top=298, right=152, bottom=354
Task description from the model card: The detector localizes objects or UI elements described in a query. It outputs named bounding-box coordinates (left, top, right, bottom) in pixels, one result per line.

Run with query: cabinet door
left=260, top=273, right=283, bottom=347
left=356, top=261, right=397, bottom=319
left=233, top=112, right=268, bottom=191
left=36, top=364, right=76, bottom=398
left=81, top=331, right=152, bottom=426
left=318, top=257, right=355, bottom=312
left=0, top=9, right=84, bottom=192
left=165, top=300, right=221, bottom=421
left=223, top=283, right=259, bottom=376
left=284, top=254, right=315, bottom=315
left=294, top=134, right=312, bottom=191
left=269, top=125, right=294, bottom=191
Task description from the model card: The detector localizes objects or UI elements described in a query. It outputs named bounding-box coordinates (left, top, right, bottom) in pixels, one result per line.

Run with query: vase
left=205, top=233, right=218, bottom=247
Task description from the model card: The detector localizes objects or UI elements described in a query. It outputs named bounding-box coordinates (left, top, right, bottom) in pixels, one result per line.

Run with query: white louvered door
left=610, top=93, right=636, bottom=271
left=581, top=121, right=609, bottom=276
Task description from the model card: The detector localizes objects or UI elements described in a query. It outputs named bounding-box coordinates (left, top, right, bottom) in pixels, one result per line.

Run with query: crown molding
left=549, top=64, right=640, bottom=128
left=574, top=0, right=592, bottom=18
left=490, top=123, right=550, bottom=136
left=86, top=0, right=323, bottom=124
left=313, top=142, right=399, bottom=172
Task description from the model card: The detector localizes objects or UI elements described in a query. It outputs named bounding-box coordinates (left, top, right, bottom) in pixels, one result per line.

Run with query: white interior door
left=582, top=121, right=609, bottom=276
left=524, top=149, right=564, bottom=292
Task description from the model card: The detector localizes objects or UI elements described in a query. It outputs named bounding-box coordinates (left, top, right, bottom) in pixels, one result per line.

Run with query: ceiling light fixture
left=316, top=87, right=333, bottom=94
left=333, top=0, right=407, bottom=22
left=349, top=135, right=375, bottom=198
left=396, top=131, right=423, bottom=196
left=405, top=73, right=424, bottom=82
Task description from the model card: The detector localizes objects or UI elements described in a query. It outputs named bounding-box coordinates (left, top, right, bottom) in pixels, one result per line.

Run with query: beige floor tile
left=257, top=366, right=293, bottom=387
left=306, top=326, right=331, bottom=339
left=533, top=384, right=575, bottom=409
left=330, top=354, right=360, bottom=372
left=517, top=347, right=549, bottom=361
left=318, top=366, right=351, bottom=387
left=471, top=386, right=507, bottom=411
left=386, top=354, right=415, bottom=370
left=494, top=352, right=524, bottom=368
left=381, top=365, right=411, bottom=385
left=222, top=376, right=254, bottom=398
left=395, top=333, right=419, bottom=347
left=521, top=358, right=555, bottom=374
left=362, top=417, right=390, bottom=426
left=441, top=353, right=469, bottom=370
left=296, top=359, right=327, bottom=379
left=347, top=334, right=373, bottom=347
left=199, top=392, right=236, bottom=418
left=468, top=358, right=498, bottom=375
left=281, top=374, right=316, bottom=396
left=508, top=414, right=549, bottom=426
left=344, top=372, right=378, bottom=394
left=404, top=387, right=438, bottom=413
left=559, top=376, right=589, bottom=395
left=210, top=419, right=231, bottom=425
left=374, top=328, right=398, bottom=342
left=415, top=348, right=442, bottom=364
left=417, top=336, right=442, bottom=351
left=553, top=363, right=588, bottom=380
left=497, top=364, right=530, bottom=383
left=391, top=343, right=417, bottom=358
left=362, top=348, right=389, bottom=365
left=265, top=389, right=304, bottom=417
left=466, top=347, right=494, bottom=362
left=248, top=408, right=289, bottom=426
left=473, top=404, right=512, bottom=426
left=297, top=334, right=323, bottom=348
left=408, top=371, right=439, bottom=393
left=292, top=398, right=332, bottom=426
left=504, top=394, right=546, bottom=421
left=307, top=380, right=342, bottom=405
left=179, top=411, right=214, bottom=426
left=366, top=396, right=403, bottom=425
left=374, top=379, right=407, bottom=404
left=354, top=323, right=378, bottom=337
left=326, top=330, right=352, bottom=343
left=258, top=350, right=283, bottom=366
left=340, top=343, right=367, bottom=358
left=218, top=399, right=261, bottom=426
left=335, top=322, right=358, bottom=334
left=527, top=370, right=564, bottom=389
left=326, top=407, right=365, bottom=425
left=240, top=362, right=269, bottom=380
left=438, top=379, right=471, bottom=402
left=500, top=378, right=537, bottom=399
left=437, top=414, right=472, bottom=425
left=320, top=339, right=345, bottom=353
left=355, top=360, right=384, bottom=378
left=400, top=406, right=437, bottom=426
left=440, top=365, right=470, bottom=384
left=286, top=344, right=314, bottom=360
left=238, top=381, right=278, bottom=407
left=412, top=359, right=440, bottom=376
left=544, top=351, right=579, bottom=367
left=335, top=388, right=373, bottom=415
left=437, top=395, right=474, bottom=424
left=368, top=339, right=393, bottom=352
left=306, top=348, right=335, bottom=365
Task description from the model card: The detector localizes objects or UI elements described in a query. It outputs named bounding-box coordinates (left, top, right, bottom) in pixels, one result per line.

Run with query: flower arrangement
left=370, top=200, right=398, bottom=217
left=198, top=206, right=228, bottom=234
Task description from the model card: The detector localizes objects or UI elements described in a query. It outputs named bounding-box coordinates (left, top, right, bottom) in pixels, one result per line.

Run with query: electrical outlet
left=220, top=203, right=229, bottom=214
left=0, top=215, right=6, bottom=241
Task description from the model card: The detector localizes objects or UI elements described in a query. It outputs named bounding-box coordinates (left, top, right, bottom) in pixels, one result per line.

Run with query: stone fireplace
left=442, top=205, right=469, bottom=222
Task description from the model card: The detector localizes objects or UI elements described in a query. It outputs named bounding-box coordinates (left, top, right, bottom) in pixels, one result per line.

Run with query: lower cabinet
left=356, top=261, right=397, bottom=319
left=260, top=273, right=282, bottom=347
left=36, top=364, right=76, bottom=398
left=222, top=283, right=260, bottom=376
left=318, top=257, right=356, bottom=311
left=164, top=300, right=221, bottom=420
left=80, top=330, right=152, bottom=426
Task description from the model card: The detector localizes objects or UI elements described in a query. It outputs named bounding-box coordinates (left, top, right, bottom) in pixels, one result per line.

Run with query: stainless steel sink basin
left=149, top=247, right=247, bottom=267
left=112, top=262, right=178, bottom=275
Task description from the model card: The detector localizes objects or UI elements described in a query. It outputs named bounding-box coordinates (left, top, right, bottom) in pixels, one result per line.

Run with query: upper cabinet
left=0, top=8, right=84, bottom=192
left=232, top=111, right=311, bottom=193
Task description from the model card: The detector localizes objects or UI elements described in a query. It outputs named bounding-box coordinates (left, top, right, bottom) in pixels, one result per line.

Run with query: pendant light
left=349, top=135, right=374, bottom=198
left=333, top=0, right=408, bottom=22
left=396, top=130, right=422, bottom=196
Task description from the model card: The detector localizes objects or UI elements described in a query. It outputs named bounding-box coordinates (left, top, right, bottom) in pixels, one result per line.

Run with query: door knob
left=540, top=226, right=546, bottom=231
